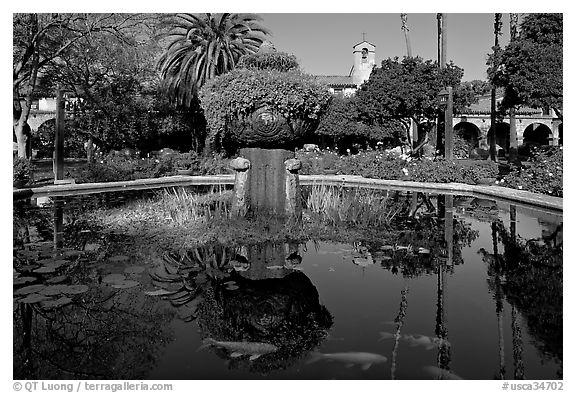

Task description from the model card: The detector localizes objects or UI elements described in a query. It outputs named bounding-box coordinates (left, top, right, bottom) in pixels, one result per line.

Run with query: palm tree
left=158, top=13, right=270, bottom=108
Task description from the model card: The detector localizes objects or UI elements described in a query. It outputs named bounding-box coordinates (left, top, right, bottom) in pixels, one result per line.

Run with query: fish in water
left=379, top=332, right=449, bottom=350
left=422, top=366, right=463, bottom=380
left=306, top=351, right=387, bottom=371
left=198, top=338, right=278, bottom=361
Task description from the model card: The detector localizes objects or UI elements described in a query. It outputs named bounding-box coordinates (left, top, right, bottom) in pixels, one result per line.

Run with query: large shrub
left=297, top=149, right=499, bottom=185
left=501, top=146, right=563, bottom=197
left=199, top=51, right=332, bottom=153
left=13, top=157, right=33, bottom=184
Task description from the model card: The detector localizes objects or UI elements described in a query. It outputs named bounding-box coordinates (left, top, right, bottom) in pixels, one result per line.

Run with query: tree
left=355, top=56, right=472, bottom=153
left=13, top=13, right=146, bottom=158
left=315, top=95, right=404, bottom=152
left=490, top=13, right=562, bottom=118
left=157, top=13, right=270, bottom=108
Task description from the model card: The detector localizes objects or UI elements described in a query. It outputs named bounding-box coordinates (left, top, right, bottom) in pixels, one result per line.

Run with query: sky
left=259, top=13, right=511, bottom=82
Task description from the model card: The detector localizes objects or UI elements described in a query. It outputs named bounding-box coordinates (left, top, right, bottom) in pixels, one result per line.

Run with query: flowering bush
left=501, top=146, right=563, bottom=197
left=297, top=149, right=498, bottom=185
left=13, top=157, right=33, bottom=184
left=75, top=153, right=231, bottom=183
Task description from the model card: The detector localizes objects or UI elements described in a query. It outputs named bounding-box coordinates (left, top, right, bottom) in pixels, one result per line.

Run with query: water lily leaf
left=18, top=265, right=40, bottom=272
left=144, top=288, right=176, bottom=296
left=37, top=257, right=68, bottom=266
left=41, top=297, right=72, bottom=309
left=39, top=285, right=68, bottom=296
left=33, top=266, right=57, bottom=274
left=83, top=243, right=100, bottom=252
left=61, top=285, right=89, bottom=295
left=17, top=250, right=40, bottom=260
left=124, top=266, right=145, bottom=274
left=225, top=285, right=239, bottom=290
left=379, top=245, right=395, bottom=251
left=28, top=241, right=53, bottom=248
left=112, top=280, right=140, bottom=289
left=46, top=275, right=68, bottom=284
left=102, top=274, right=126, bottom=284
left=108, top=255, right=130, bottom=263
left=62, top=249, right=83, bottom=258
left=14, top=284, right=47, bottom=296
left=13, top=276, right=37, bottom=285
left=20, top=293, right=51, bottom=304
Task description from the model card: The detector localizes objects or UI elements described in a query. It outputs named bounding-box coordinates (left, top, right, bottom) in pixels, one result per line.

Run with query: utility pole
left=436, top=14, right=452, bottom=159
left=401, top=13, right=418, bottom=151
left=508, top=13, right=519, bottom=165
left=401, top=13, right=412, bottom=57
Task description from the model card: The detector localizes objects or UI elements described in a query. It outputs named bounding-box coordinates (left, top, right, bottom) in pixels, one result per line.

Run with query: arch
left=523, top=122, right=552, bottom=146
left=454, top=121, right=481, bottom=148
left=487, top=122, right=510, bottom=156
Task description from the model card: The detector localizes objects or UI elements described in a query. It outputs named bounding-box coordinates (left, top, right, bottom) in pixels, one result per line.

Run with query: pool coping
left=13, top=174, right=562, bottom=213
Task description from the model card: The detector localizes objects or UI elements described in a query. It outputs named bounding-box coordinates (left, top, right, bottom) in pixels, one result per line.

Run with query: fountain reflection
left=151, top=242, right=333, bottom=373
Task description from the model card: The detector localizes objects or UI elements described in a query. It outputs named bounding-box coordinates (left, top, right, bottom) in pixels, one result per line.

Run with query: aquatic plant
left=306, top=184, right=402, bottom=227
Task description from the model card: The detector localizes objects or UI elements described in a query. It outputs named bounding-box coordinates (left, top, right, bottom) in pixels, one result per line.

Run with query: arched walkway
left=454, top=121, right=481, bottom=148
left=523, top=122, right=552, bottom=146
left=487, top=122, right=510, bottom=156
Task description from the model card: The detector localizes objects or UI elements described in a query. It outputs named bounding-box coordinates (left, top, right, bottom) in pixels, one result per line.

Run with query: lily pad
left=102, top=274, right=126, bottom=284
left=60, top=285, right=89, bottom=295
left=39, top=285, right=68, bottom=296
left=40, top=297, right=72, bottom=309
left=37, top=257, right=68, bottom=265
left=19, top=265, right=40, bottom=272
left=17, top=250, right=40, bottom=258
left=14, top=284, right=47, bottom=296
left=225, top=284, right=239, bottom=290
left=144, top=288, right=177, bottom=296
left=20, top=293, right=51, bottom=304
left=124, top=266, right=145, bottom=274
left=108, top=255, right=130, bottom=263
left=83, top=243, right=100, bottom=252
left=46, top=275, right=68, bottom=284
left=13, top=276, right=37, bottom=285
left=111, top=280, right=140, bottom=289
left=62, top=249, right=84, bottom=258
left=33, top=266, right=57, bottom=274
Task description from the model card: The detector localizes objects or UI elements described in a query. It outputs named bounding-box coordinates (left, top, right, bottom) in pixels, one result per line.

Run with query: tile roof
left=315, top=75, right=356, bottom=87
left=463, top=95, right=540, bottom=115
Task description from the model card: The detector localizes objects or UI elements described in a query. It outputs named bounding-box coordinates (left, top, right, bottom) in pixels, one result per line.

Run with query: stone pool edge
left=13, top=174, right=562, bottom=212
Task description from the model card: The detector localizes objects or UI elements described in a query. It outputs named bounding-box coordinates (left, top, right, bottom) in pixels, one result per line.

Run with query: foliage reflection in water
left=12, top=187, right=562, bottom=380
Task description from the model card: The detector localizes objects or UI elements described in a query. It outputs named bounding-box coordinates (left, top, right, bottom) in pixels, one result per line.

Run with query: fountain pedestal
left=230, top=147, right=302, bottom=219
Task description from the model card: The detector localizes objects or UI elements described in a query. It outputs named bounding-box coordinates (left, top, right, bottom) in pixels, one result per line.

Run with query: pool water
left=13, top=188, right=562, bottom=380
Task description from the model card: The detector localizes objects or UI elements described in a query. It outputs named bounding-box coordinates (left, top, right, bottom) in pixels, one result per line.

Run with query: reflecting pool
left=13, top=187, right=562, bottom=380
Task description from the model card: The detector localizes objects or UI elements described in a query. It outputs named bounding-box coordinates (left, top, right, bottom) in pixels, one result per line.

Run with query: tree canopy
left=157, top=13, right=270, bottom=108
left=490, top=13, right=563, bottom=117
left=355, top=56, right=472, bottom=136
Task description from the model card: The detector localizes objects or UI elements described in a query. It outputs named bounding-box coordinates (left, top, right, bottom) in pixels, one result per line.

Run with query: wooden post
left=444, top=194, right=454, bottom=266
left=54, top=87, right=65, bottom=181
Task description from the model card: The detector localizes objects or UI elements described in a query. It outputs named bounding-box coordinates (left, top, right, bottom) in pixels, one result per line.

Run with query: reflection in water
left=13, top=190, right=563, bottom=380
left=151, top=243, right=333, bottom=374
left=480, top=216, right=563, bottom=379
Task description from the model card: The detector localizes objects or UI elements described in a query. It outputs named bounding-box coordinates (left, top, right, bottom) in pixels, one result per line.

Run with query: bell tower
left=351, top=38, right=376, bottom=86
